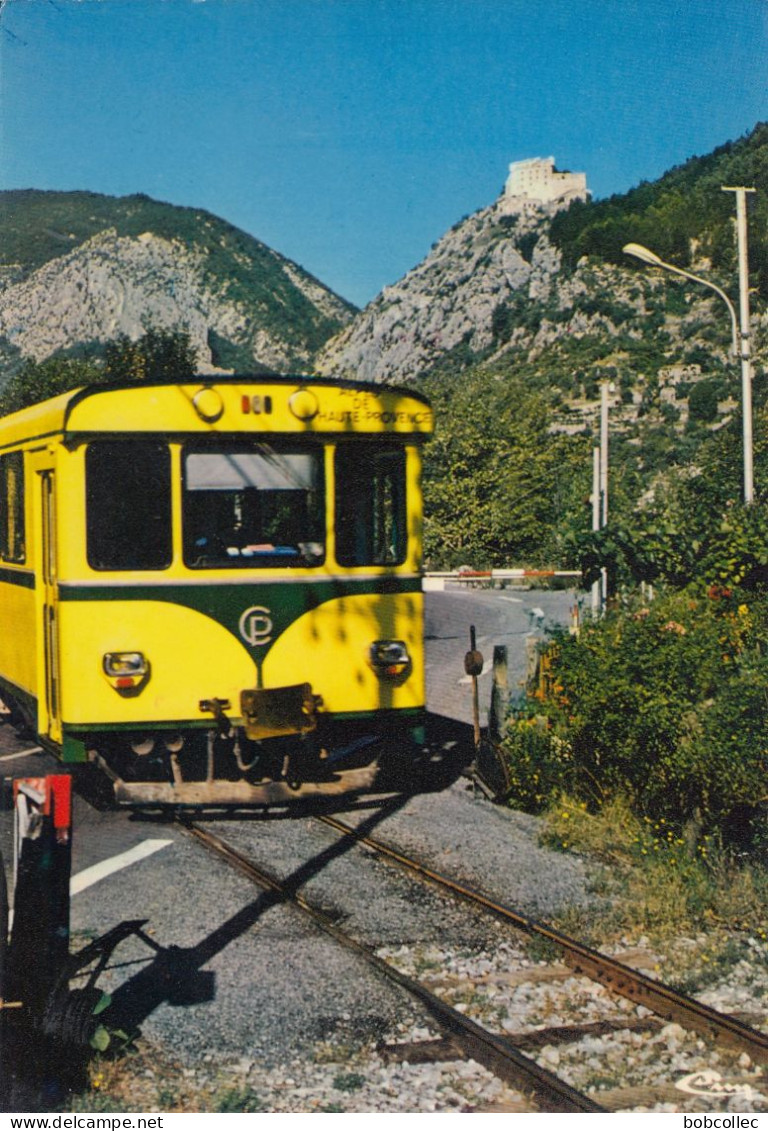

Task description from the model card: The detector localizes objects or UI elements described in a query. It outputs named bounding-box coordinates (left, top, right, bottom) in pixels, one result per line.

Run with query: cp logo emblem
left=239, top=606, right=273, bottom=647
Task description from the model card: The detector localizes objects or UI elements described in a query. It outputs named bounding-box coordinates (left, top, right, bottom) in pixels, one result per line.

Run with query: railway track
left=315, top=813, right=768, bottom=1065
left=180, top=812, right=766, bottom=1113
left=181, top=818, right=602, bottom=1113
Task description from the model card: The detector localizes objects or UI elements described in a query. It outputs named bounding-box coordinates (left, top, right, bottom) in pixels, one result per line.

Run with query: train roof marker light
left=289, top=388, right=319, bottom=422
left=192, top=387, right=225, bottom=424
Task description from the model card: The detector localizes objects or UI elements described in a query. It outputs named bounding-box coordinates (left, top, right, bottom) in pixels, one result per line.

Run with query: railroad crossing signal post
left=464, top=626, right=484, bottom=752
left=0, top=838, right=7, bottom=1101
left=8, top=776, right=72, bottom=1019
left=2, top=776, right=73, bottom=1109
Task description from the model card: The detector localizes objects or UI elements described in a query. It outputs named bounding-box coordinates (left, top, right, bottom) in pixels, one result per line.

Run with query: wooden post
left=525, top=634, right=540, bottom=692
left=464, top=626, right=484, bottom=753
left=488, top=646, right=508, bottom=745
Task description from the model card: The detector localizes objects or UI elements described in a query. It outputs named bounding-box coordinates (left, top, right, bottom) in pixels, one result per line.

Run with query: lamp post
left=623, top=188, right=755, bottom=506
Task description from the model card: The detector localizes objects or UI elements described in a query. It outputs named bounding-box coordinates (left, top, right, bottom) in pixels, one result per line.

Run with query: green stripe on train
left=58, top=576, right=421, bottom=661
left=0, top=567, right=35, bottom=589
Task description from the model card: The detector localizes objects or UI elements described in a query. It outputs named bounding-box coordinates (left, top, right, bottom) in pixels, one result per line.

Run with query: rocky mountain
left=317, top=125, right=768, bottom=398
left=0, top=190, right=356, bottom=376
left=315, top=200, right=563, bottom=384
left=2, top=125, right=766, bottom=407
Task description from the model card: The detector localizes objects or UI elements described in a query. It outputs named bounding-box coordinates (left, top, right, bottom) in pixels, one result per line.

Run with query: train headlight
left=103, top=651, right=149, bottom=691
left=368, top=640, right=411, bottom=680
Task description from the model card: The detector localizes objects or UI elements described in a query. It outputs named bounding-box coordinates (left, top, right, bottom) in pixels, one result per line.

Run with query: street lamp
left=623, top=193, right=755, bottom=506
left=622, top=243, right=740, bottom=352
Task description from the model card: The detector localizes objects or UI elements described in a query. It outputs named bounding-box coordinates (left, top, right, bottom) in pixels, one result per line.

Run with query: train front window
left=182, top=443, right=325, bottom=568
left=86, top=442, right=172, bottom=571
left=335, top=444, right=407, bottom=566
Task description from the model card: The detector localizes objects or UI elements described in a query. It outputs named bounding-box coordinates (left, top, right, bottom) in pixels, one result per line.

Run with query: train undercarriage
left=82, top=707, right=424, bottom=807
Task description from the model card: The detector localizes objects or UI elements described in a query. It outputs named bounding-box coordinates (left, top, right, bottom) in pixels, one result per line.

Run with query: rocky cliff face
left=315, top=188, right=764, bottom=400
left=315, top=200, right=563, bottom=383
left=0, top=191, right=355, bottom=376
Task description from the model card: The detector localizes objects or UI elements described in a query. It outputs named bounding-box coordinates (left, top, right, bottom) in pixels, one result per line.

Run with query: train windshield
left=182, top=442, right=325, bottom=568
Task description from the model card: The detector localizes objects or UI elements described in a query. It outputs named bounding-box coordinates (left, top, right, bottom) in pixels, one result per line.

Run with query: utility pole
left=599, top=382, right=610, bottom=609
left=600, top=381, right=610, bottom=526
left=589, top=383, right=612, bottom=615
left=591, top=446, right=601, bottom=614
left=722, top=186, right=756, bottom=505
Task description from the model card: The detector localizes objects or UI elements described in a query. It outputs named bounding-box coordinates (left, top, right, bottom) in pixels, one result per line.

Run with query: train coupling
left=240, top=682, right=323, bottom=740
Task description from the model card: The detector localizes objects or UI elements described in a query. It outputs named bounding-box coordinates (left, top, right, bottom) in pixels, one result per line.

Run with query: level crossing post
left=3, top=775, right=73, bottom=1109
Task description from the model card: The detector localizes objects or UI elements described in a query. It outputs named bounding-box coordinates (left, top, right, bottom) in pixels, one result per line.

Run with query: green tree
left=103, top=327, right=197, bottom=383
left=0, top=356, right=100, bottom=415
left=420, top=368, right=588, bottom=568
left=688, top=379, right=721, bottom=423
left=0, top=328, right=198, bottom=416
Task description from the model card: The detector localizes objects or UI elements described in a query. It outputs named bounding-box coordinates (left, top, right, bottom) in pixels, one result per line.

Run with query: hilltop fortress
left=499, top=156, right=589, bottom=214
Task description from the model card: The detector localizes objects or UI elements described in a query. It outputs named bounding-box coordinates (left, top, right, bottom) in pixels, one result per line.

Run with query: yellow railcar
left=0, top=377, right=433, bottom=804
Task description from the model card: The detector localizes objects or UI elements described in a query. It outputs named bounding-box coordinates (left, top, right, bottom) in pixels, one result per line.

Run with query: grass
left=539, top=793, right=768, bottom=988
left=213, top=1086, right=267, bottom=1113
left=332, top=1072, right=366, bottom=1093
left=74, top=1038, right=375, bottom=1113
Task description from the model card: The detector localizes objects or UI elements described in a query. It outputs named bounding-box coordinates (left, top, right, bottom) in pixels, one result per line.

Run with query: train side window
left=335, top=444, right=406, bottom=567
left=0, top=451, right=25, bottom=563
left=86, top=441, right=172, bottom=570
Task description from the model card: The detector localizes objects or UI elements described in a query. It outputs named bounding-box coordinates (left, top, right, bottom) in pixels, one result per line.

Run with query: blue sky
left=0, top=0, right=766, bottom=307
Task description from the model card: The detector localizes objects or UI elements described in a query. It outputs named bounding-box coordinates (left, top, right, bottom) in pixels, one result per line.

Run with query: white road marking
left=70, top=839, right=173, bottom=896
left=0, top=747, right=44, bottom=761
left=8, top=843, right=171, bottom=932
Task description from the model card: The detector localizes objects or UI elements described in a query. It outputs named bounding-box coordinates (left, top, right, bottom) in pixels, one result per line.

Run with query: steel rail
left=181, top=819, right=604, bottom=1114
left=316, top=813, right=768, bottom=1065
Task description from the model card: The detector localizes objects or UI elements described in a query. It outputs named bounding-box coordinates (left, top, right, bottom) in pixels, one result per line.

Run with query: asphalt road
left=424, top=585, right=580, bottom=724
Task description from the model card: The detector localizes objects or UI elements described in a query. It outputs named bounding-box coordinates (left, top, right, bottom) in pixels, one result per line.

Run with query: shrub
left=501, top=588, right=768, bottom=845
left=332, top=1072, right=366, bottom=1093
left=688, top=378, right=721, bottom=423
left=214, top=1087, right=266, bottom=1113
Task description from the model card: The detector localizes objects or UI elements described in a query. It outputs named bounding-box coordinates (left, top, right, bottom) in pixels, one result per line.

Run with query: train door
left=39, top=469, right=62, bottom=745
